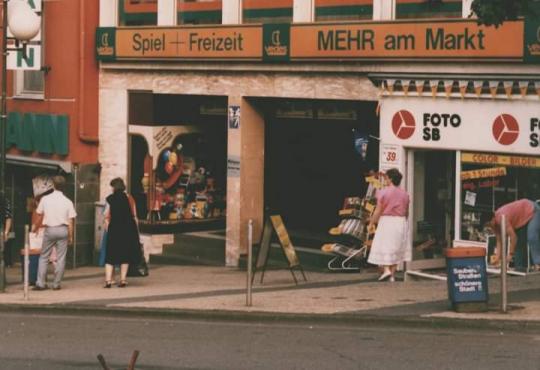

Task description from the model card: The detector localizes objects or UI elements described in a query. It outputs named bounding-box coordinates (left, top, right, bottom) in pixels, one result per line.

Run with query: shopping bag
left=98, top=230, right=107, bottom=267
left=127, top=243, right=149, bottom=277
left=29, top=229, right=44, bottom=250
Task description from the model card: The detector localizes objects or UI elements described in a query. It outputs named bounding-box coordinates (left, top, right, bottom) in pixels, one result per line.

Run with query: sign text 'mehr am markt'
left=291, top=20, right=523, bottom=59
left=96, top=18, right=539, bottom=62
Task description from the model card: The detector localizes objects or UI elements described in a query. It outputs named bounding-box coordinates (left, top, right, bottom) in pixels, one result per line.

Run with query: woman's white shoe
left=378, top=271, right=392, bottom=281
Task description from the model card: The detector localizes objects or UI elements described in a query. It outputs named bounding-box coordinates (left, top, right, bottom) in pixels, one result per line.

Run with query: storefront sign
left=460, top=167, right=507, bottom=180
left=380, top=143, right=402, bottom=170
left=291, top=20, right=523, bottom=60
left=227, top=155, right=240, bottom=177
left=228, top=105, right=240, bottom=129
left=7, top=112, right=69, bottom=155
left=380, top=98, right=540, bottom=156
left=525, top=3, right=540, bottom=63
left=113, top=26, right=262, bottom=60
left=96, top=28, right=116, bottom=61
left=263, top=24, right=290, bottom=62
left=96, top=18, right=535, bottom=62
left=461, top=152, right=540, bottom=169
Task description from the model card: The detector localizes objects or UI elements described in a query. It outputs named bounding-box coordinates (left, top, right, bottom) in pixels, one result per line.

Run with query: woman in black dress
left=103, top=178, right=140, bottom=288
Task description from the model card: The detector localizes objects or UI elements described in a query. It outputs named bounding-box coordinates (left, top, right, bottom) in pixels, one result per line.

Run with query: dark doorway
left=263, top=99, right=379, bottom=245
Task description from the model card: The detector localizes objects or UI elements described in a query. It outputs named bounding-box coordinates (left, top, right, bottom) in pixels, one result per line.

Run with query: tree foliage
left=470, top=0, right=538, bottom=27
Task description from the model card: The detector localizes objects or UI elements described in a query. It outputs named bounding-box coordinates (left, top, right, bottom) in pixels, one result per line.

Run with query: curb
left=2, top=303, right=540, bottom=333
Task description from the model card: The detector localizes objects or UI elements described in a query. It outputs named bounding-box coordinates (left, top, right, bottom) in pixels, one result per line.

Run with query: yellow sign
left=461, top=167, right=507, bottom=180
left=462, top=152, right=540, bottom=169
left=115, top=26, right=262, bottom=59
left=270, top=215, right=300, bottom=267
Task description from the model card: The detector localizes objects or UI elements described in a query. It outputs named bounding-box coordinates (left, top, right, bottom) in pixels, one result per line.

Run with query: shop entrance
left=262, top=99, right=379, bottom=246
left=410, top=150, right=456, bottom=266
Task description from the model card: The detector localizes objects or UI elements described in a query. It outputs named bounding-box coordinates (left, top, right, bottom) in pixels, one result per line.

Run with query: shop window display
left=131, top=127, right=226, bottom=226
left=460, top=152, right=540, bottom=242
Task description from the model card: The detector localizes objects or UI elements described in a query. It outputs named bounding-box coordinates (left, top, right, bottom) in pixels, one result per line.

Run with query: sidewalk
left=1, top=263, right=539, bottom=331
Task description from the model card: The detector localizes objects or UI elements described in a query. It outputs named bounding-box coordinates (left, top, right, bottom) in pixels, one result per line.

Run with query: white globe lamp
left=7, top=0, right=41, bottom=41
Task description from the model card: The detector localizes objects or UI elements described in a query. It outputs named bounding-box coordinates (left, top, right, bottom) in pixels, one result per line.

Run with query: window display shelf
left=139, top=217, right=225, bottom=234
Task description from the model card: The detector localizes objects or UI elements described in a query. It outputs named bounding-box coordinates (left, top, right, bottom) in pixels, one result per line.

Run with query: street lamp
left=0, top=0, right=41, bottom=292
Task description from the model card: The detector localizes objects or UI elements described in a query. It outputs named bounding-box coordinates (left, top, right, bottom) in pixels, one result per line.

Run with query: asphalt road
left=0, top=312, right=539, bottom=370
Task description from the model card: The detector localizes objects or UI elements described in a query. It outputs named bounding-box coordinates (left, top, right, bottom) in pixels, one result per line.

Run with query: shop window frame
left=13, top=10, right=45, bottom=100
left=243, top=0, right=293, bottom=24
left=396, top=0, right=462, bottom=19
left=458, top=151, right=540, bottom=244
left=13, top=70, right=45, bottom=100
left=177, top=0, right=222, bottom=25
left=315, top=0, right=373, bottom=22
left=118, top=0, right=158, bottom=26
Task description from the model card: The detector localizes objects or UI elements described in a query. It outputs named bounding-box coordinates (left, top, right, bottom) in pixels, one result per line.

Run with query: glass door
left=409, top=149, right=456, bottom=266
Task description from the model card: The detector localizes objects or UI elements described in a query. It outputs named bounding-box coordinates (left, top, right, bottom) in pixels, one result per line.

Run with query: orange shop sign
left=97, top=19, right=527, bottom=61
left=115, top=26, right=262, bottom=59
left=290, top=20, right=524, bottom=60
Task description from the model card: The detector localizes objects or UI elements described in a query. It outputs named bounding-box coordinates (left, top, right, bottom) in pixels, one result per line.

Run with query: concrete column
left=373, top=0, right=395, bottom=20
left=223, top=0, right=242, bottom=24
left=158, top=0, right=177, bottom=26
left=225, top=97, right=264, bottom=266
left=462, top=0, right=474, bottom=18
left=293, top=0, right=315, bottom=22
left=99, top=0, right=118, bottom=27
left=99, top=89, right=129, bottom=201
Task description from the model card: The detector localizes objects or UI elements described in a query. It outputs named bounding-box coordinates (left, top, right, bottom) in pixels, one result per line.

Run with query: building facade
left=1, top=0, right=100, bottom=267
left=96, top=0, right=540, bottom=271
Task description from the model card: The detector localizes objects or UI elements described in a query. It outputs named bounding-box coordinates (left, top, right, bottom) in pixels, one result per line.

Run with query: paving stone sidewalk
left=1, top=264, right=539, bottom=330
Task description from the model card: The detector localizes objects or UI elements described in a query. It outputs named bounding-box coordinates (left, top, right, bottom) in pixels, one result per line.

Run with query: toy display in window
left=151, top=136, right=225, bottom=222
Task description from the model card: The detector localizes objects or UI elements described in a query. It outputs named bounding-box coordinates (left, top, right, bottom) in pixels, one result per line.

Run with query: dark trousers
left=3, top=239, right=12, bottom=267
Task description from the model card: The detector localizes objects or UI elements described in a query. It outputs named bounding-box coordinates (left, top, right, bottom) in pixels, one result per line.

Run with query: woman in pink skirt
left=367, top=168, right=410, bottom=282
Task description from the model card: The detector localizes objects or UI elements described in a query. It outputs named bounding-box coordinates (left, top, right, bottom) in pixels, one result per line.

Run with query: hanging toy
left=169, top=151, right=178, bottom=166
left=165, top=161, right=174, bottom=175
left=162, top=150, right=171, bottom=163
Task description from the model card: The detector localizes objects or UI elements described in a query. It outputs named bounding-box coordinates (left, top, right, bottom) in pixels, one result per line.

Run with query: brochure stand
left=320, top=175, right=383, bottom=271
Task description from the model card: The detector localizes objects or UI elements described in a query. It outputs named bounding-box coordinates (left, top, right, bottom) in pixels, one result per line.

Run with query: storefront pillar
left=99, top=89, right=129, bottom=201
left=225, top=97, right=264, bottom=267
